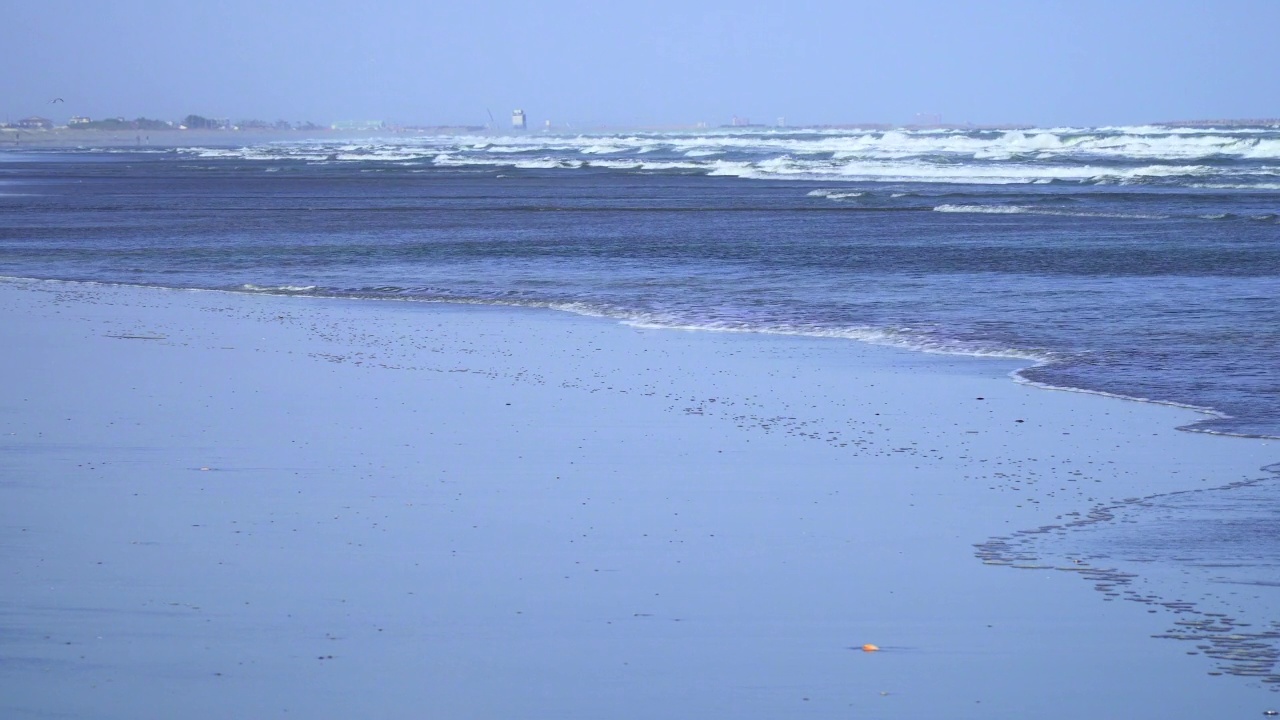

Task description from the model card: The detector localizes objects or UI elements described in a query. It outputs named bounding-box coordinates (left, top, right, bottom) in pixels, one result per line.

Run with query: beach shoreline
left=2, top=277, right=1277, bottom=718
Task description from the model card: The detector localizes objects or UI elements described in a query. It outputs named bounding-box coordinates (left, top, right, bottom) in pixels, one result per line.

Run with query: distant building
left=180, top=115, right=231, bottom=130
left=69, top=116, right=91, bottom=125
left=512, top=109, right=526, bottom=130
left=330, top=120, right=385, bottom=131
left=18, top=116, right=53, bottom=130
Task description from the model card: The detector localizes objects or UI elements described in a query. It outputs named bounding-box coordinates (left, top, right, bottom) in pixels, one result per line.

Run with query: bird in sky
left=50, top=98, right=64, bottom=104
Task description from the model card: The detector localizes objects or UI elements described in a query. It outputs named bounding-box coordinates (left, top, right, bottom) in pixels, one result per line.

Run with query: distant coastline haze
left=5, top=0, right=1279, bottom=130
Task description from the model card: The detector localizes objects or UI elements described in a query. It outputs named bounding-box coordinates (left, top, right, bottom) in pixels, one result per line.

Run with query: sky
left=4, top=0, right=1279, bottom=129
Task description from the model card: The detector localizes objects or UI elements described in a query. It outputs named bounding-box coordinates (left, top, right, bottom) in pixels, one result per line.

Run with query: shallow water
left=977, top=459, right=1280, bottom=688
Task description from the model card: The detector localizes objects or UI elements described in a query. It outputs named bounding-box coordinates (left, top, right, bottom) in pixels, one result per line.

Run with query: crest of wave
left=453, top=128, right=1280, bottom=163
left=181, top=126, right=1280, bottom=168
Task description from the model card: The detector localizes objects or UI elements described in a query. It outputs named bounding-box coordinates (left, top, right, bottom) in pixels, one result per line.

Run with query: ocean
left=1, top=125, right=1278, bottom=437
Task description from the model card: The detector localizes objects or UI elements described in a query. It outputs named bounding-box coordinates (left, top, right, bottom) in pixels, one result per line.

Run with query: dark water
left=1, top=127, right=1278, bottom=436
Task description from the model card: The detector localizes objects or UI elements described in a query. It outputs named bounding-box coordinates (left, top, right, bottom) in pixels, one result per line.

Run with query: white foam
left=167, top=126, right=1280, bottom=186
left=586, top=159, right=704, bottom=171
left=1190, top=182, right=1280, bottom=191
left=934, top=204, right=1168, bottom=220
left=934, top=204, right=1028, bottom=214
left=241, top=284, right=318, bottom=293
left=806, top=189, right=867, bottom=200
left=538, top=301, right=1053, bottom=365
left=513, top=158, right=583, bottom=170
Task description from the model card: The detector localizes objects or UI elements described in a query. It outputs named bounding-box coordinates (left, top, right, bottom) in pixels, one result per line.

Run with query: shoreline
left=2, top=277, right=1277, bottom=718
left=4, top=274, right=1267, bottom=443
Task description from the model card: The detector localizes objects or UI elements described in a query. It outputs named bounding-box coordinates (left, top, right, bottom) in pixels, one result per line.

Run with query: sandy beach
left=1, top=278, right=1277, bottom=719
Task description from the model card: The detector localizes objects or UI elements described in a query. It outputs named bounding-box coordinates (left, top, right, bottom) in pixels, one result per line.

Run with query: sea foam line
left=933, top=204, right=1169, bottom=219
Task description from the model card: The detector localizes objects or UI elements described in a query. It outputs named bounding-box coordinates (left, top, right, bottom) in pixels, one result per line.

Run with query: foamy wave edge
left=934, top=204, right=1169, bottom=220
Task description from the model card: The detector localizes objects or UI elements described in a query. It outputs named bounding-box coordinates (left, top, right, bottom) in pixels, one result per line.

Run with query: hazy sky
left=6, top=0, right=1278, bottom=128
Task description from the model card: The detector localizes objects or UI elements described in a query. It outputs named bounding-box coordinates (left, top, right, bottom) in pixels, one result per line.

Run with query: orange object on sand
left=861, top=644, right=880, bottom=652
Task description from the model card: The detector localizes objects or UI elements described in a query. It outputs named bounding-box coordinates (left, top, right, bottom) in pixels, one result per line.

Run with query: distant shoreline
left=0, top=127, right=480, bottom=150
left=2, top=118, right=1278, bottom=151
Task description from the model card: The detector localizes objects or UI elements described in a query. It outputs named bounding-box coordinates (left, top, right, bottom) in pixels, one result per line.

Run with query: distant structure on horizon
left=512, top=109, right=526, bottom=130
left=17, top=116, right=54, bottom=130
left=723, top=115, right=766, bottom=129
left=331, top=120, right=385, bottom=132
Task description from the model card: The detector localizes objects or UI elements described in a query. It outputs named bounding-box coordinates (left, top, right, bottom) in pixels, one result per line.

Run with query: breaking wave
left=933, top=204, right=1169, bottom=219
left=170, top=125, right=1280, bottom=188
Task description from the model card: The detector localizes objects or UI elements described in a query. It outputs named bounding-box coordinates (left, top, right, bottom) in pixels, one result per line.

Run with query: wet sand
left=1, top=278, right=1277, bottom=719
